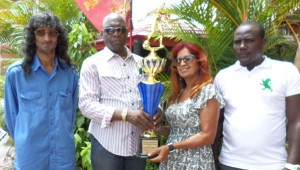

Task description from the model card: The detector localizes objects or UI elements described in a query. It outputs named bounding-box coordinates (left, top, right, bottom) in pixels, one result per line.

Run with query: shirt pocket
left=58, top=90, right=72, bottom=110
left=99, top=70, right=123, bottom=97
left=58, top=90, right=74, bottom=127
left=20, top=91, right=42, bottom=113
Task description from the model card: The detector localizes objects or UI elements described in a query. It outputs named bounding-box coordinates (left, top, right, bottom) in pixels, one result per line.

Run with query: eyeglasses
left=34, top=29, right=59, bottom=37
left=103, top=27, right=127, bottom=35
left=173, top=55, right=195, bottom=66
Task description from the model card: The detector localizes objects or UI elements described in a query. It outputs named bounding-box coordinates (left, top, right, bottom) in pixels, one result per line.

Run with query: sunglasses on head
left=34, top=29, right=59, bottom=37
left=103, top=27, right=127, bottom=35
left=173, top=55, right=195, bottom=66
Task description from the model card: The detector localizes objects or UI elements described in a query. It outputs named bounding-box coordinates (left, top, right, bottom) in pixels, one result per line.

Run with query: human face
left=233, top=24, right=266, bottom=70
left=102, top=15, right=128, bottom=55
left=175, top=48, right=199, bottom=80
left=35, top=26, right=58, bottom=55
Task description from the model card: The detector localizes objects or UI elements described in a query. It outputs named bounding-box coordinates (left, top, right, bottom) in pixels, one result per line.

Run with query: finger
left=140, top=112, right=155, bottom=129
left=130, top=114, right=152, bottom=130
left=153, top=113, right=163, bottom=126
left=126, top=112, right=146, bottom=129
left=149, top=157, right=160, bottom=162
left=142, top=111, right=153, bottom=121
left=148, top=151, right=160, bottom=162
left=153, top=108, right=163, bottom=120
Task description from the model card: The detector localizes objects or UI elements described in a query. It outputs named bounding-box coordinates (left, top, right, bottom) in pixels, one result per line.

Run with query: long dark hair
left=22, top=12, right=71, bottom=74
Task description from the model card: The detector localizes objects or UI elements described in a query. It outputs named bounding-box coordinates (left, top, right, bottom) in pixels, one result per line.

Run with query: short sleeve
left=284, top=63, right=300, bottom=96
left=193, top=83, right=225, bottom=109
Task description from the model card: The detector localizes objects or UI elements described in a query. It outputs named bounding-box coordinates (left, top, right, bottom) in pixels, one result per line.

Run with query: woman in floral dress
left=148, top=42, right=224, bottom=170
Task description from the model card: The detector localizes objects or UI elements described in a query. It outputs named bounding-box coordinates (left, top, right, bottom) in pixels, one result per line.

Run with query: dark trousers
left=90, top=134, right=146, bottom=170
left=220, top=163, right=245, bottom=170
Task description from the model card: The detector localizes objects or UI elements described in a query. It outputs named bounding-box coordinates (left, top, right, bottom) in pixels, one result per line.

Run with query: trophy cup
left=136, top=10, right=167, bottom=158
left=137, top=3, right=167, bottom=158
left=137, top=42, right=166, bottom=158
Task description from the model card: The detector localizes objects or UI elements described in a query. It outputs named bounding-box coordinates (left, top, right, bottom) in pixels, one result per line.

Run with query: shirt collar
left=31, top=54, right=59, bottom=72
left=102, top=46, right=133, bottom=61
left=233, top=55, right=271, bottom=71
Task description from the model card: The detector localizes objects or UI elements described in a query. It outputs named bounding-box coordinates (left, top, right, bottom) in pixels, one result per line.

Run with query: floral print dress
left=159, top=83, right=225, bottom=170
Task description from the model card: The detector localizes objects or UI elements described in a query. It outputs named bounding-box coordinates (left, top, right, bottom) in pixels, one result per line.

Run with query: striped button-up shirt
left=79, top=47, right=144, bottom=156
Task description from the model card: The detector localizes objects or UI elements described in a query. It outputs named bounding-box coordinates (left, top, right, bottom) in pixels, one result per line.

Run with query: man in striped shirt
left=78, top=13, right=163, bottom=170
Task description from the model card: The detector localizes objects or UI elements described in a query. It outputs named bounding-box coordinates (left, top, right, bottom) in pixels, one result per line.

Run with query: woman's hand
left=148, top=145, right=170, bottom=162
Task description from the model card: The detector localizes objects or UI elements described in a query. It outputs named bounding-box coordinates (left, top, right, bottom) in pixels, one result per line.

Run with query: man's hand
left=153, top=108, right=164, bottom=126
left=126, top=109, right=154, bottom=130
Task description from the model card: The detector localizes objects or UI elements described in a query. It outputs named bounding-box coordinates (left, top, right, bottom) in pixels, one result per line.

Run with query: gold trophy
left=137, top=3, right=166, bottom=159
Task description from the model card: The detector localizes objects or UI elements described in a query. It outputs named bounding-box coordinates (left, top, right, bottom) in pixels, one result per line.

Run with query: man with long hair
left=4, top=12, right=78, bottom=170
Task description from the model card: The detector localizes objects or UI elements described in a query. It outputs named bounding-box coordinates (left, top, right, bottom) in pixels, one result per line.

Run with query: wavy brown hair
left=167, top=42, right=213, bottom=106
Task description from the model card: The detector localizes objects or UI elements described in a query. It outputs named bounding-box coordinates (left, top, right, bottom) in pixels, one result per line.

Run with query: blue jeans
left=90, top=134, right=146, bottom=170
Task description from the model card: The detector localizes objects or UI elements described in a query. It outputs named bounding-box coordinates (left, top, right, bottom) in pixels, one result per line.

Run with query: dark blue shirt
left=4, top=55, right=79, bottom=170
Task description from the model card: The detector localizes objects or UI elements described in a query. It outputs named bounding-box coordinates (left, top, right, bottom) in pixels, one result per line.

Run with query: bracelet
left=285, top=163, right=300, bottom=170
left=167, top=143, right=175, bottom=153
left=121, top=109, right=128, bottom=121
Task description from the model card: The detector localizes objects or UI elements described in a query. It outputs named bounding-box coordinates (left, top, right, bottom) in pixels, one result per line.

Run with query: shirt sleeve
left=285, top=63, right=300, bottom=97
left=78, top=58, right=115, bottom=128
left=4, top=70, right=18, bottom=139
left=72, top=70, right=79, bottom=128
left=193, top=83, right=225, bottom=109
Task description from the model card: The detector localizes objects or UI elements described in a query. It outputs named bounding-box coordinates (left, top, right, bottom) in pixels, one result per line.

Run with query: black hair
left=239, top=21, right=265, bottom=39
left=22, top=12, right=72, bottom=74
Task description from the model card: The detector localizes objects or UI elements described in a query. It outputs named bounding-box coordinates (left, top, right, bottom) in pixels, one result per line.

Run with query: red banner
left=75, top=0, right=130, bottom=32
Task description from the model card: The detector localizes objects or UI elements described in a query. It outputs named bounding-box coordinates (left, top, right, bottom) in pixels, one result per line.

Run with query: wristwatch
left=121, top=109, right=128, bottom=121
left=285, top=163, right=300, bottom=170
left=167, top=143, right=175, bottom=153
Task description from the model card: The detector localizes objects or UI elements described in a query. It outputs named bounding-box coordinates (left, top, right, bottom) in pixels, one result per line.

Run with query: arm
left=78, top=60, right=115, bottom=126
left=78, top=59, right=154, bottom=130
left=149, top=98, right=220, bottom=162
left=72, top=72, right=79, bottom=126
left=212, top=108, right=224, bottom=170
left=286, top=94, right=300, bottom=164
left=4, top=71, right=18, bottom=139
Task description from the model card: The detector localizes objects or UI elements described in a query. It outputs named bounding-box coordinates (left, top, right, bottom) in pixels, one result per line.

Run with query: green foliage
left=69, top=23, right=97, bottom=170
left=164, top=0, right=300, bottom=72
left=146, top=161, right=159, bottom=170
left=80, top=141, right=92, bottom=170
left=0, top=0, right=33, bottom=59
left=74, top=109, right=91, bottom=170
left=69, top=23, right=97, bottom=72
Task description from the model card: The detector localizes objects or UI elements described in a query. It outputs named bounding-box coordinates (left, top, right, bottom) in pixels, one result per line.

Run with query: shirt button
left=131, top=103, right=134, bottom=106
left=131, top=131, right=134, bottom=134
left=129, top=90, right=132, bottom=92
left=127, top=76, right=130, bottom=79
left=123, top=63, right=126, bottom=66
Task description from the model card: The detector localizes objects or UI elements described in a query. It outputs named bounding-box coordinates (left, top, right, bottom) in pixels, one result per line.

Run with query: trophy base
left=137, top=136, right=159, bottom=159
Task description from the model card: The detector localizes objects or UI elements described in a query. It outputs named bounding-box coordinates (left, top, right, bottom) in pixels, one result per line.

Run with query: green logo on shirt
left=261, top=78, right=272, bottom=92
